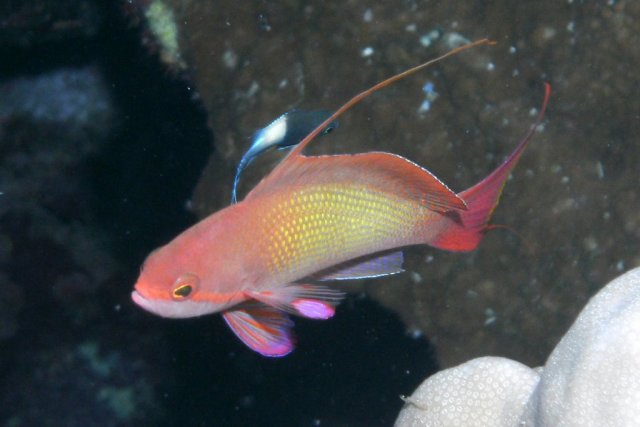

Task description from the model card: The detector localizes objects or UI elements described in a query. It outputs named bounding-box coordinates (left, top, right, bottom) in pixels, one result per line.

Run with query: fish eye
left=173, top=284, right=192, bottom=299
left=171, top=273, right=199, bottom=300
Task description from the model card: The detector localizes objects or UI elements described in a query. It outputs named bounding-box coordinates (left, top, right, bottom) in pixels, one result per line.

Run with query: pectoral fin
left=246, top=284, right=345, bottom=320
left=222, top=302, right=295, bottom=357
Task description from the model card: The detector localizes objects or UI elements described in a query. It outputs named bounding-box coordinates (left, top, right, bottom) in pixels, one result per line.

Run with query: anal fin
left=312, top=251, right=405, bottom=281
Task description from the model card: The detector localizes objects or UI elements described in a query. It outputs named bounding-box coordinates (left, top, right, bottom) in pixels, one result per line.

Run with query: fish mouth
left=131, top=290, right=155, bottom=313
left=131, top=289, right=180, bottom=317
left=131, top=289, right=219, bottom=319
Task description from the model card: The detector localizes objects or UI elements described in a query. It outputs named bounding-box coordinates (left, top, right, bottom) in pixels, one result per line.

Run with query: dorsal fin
left=245, top=151, right=466, bottom=213
left=255, top=39, right=494, bottom=192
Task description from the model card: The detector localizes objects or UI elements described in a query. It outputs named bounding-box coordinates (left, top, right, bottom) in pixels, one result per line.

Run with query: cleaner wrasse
left=231, top=109, right=338, bottom=204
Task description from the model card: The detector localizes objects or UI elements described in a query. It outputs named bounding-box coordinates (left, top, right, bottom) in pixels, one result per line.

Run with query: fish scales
left=258, top=183, right=428, bottom=280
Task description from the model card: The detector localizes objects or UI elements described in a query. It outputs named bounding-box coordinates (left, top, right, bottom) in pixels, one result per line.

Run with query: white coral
left=396, top=267, right=640, bottom=427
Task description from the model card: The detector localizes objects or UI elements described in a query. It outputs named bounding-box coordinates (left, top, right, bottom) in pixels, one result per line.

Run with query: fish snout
left=131, top=289, right=155, bottom=313
left=131, top=288, right=220, bottom=319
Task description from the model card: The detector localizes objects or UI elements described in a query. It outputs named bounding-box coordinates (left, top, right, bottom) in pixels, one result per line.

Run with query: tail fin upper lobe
left=431, top=83, right=551, bottom=252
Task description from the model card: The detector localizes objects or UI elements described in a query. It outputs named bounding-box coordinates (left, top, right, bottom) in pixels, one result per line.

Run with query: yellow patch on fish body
left=258, top=183, right=424, bottom=278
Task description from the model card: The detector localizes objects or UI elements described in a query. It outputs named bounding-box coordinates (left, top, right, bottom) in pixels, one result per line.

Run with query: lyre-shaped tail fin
left=432, top=83, right=551, bottom=252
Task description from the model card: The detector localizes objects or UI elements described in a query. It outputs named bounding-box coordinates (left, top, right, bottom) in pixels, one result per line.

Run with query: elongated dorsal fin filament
left=281, top=38, right=495, bottom=164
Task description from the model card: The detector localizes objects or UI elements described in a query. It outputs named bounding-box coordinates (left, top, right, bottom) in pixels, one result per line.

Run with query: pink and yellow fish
left=131, top=39, right=551, bottom=356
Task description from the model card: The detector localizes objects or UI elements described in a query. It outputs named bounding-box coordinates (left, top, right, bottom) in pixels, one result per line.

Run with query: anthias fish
left=232, top=109, right=338, bottom=203
left=132, top=39, right=551, bottom=356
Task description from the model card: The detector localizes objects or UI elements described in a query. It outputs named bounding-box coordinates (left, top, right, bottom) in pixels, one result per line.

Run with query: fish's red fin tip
left=451, top=195, right=468, bottom=211
left=292, top=299, right=335, bottom=319
left=222, top=304, right=295, bottom=357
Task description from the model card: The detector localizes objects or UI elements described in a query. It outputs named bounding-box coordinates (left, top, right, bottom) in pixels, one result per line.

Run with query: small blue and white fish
left=231, top=110, right=338, bottom=203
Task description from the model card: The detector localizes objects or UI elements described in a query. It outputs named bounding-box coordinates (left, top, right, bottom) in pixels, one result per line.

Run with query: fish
left=232, top=109, right=338, bottom=203
left=131, top=39, right=551, bottom=357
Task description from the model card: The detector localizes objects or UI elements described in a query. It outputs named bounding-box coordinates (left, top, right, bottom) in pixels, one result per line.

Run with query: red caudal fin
left=432, top=83, right=551, bottom=252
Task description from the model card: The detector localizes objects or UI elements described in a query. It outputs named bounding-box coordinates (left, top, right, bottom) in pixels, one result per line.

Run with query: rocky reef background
left=1, top=1, right=638, bottom=426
